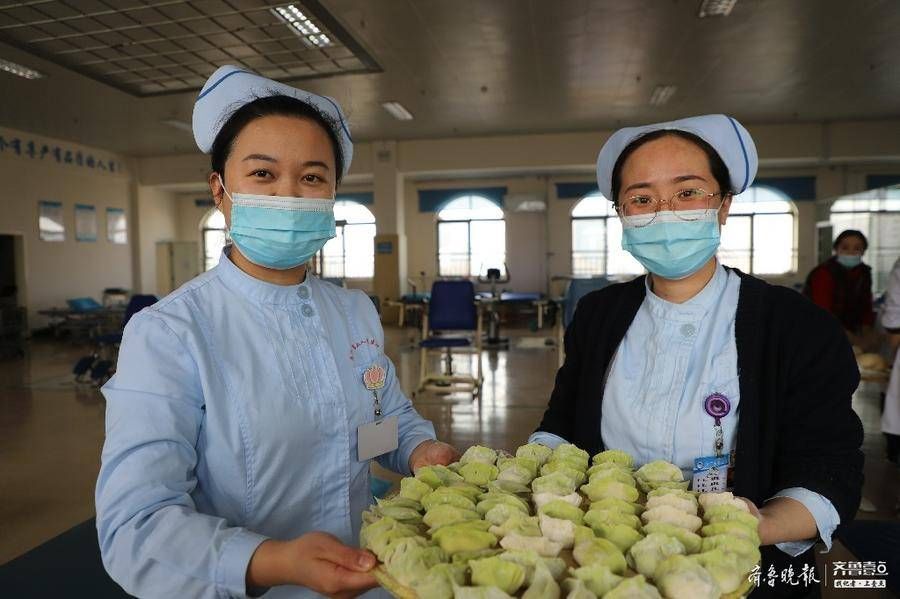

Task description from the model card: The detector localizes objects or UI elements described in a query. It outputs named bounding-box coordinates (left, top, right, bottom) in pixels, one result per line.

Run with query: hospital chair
left=415, top=280, right=483, bottom=398
left=556, top=277, right=611, bottom=367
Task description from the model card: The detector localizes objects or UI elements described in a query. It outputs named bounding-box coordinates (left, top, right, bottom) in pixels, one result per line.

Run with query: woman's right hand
left=247, top=532, right=378, bottom=598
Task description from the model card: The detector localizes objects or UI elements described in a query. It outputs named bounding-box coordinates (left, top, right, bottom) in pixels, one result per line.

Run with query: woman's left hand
left=408, top=440, right=460, bottom=473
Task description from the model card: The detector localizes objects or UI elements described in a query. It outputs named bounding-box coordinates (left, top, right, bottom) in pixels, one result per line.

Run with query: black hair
left=210, top=94, right=344, bottom=183
left=833, top=229, right=868, bottom=251
left=610, top=129, right=732, bottom=204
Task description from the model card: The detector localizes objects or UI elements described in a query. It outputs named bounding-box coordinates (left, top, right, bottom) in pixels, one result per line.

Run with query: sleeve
left=375, top=353, right=436, bottom=476
left=527, top=431, right=570, bottom=449
left=807, top=266, right=835, bottom=314
left=95, top=313, right=267, bottom=599
left=770, top=292, right=864, bottom=527
left=862, top=269, right=875, bottom=326
left=534, top=297, right=588, bottom=440
left=768, top=487, right=841, bottom=556
left=882, top=260, right=900, bottom=332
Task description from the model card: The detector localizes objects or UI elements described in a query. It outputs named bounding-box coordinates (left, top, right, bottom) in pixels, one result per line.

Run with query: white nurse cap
left=595, top=114, right=758, bottom=201
left=192, top=65, right=353, bottom=176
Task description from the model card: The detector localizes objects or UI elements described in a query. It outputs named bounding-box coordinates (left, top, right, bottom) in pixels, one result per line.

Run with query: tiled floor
left=1, top=326, right=897, bottom=596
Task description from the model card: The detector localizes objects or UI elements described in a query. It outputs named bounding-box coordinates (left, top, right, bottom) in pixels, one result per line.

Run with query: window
left=718, top=186, right=796, bottom=275
left=319, top=200, right=376, bottom=278
left=437, top=195, right=505, bottom=277
left=201, top=208, right=228, bottom=272
left=830, top=185, right=900, bottom=293
left=570, top=193, right=643, bottom=276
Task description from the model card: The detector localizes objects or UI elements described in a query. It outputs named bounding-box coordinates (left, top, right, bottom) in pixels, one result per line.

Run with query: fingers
left=321, top=566, right=378, bottom=598
left=316, top=534, right=376, bottom=572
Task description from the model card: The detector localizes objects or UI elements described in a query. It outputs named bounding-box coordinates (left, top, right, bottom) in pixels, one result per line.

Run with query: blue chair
left=557, top=277, right=611, bottom=366
left=83, top=294, right=158, bottom=386
left=416, top=280, right=483, bottom=397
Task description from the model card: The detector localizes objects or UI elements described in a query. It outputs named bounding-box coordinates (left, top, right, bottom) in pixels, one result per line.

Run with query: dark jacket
left=803, top=257, right=874, bottom=332
left=537, top=269, right=864, bottom=597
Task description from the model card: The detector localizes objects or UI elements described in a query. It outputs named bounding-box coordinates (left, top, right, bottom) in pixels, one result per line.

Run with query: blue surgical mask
left=220, top=176, right=335, bottom=270
left=621, top=209, right=721, bottom=280
left=836, top=254, right=862, bottom=269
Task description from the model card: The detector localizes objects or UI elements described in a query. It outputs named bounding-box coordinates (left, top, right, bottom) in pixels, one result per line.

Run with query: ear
left=209, top=172, right=225, bottom=209
left=718, top=194, right=733, bottom=226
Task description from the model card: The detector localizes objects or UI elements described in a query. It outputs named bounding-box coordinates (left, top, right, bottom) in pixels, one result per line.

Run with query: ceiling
left=0, top=0, right=898, bottom=157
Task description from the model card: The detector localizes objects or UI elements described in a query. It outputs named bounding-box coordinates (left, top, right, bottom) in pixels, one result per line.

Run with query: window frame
left=569, top=193, right=642, bottom=277
left=720, top=185, right=798, bottom=276
left=317, top=200, right=376, bottom=279
left=200, top=207, right=227, bottom=272
left=436, top=195, right=506, bottom=278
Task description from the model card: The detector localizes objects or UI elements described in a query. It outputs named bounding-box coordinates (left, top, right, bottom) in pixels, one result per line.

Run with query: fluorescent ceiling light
left=382, top=102, right=414, bottom=121
left=650, top=85, right=677, bottom=106
left=161, top=119, right=193, bottom=133
left=0, top=58, right=44, bottom=80
left=272, top=5, right=333, bottom=48
left=698, top=0, right=737, bottom=17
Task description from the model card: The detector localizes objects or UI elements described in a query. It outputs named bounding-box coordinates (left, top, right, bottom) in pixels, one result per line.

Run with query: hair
left=610, top=129, right=732, bottom=204
left=210, top=94, right=344, bottom=183
left=833, top=229, right=868, bottom=251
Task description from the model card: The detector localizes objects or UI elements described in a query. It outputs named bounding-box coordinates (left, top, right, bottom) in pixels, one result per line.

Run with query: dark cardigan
left=537, top=269, right=864, bottom=596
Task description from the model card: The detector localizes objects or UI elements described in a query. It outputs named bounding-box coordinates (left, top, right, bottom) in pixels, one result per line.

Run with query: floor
left=1, top=325, right=897, bottom=597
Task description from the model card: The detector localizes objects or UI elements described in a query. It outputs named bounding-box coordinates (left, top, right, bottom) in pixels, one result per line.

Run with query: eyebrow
left=242, top=154, right=330, bottom=170
left=623, top=174, right=709, bottom=194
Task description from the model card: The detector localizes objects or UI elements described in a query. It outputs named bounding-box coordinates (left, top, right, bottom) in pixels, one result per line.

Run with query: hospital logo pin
left=363, top=364, right=386, bottom=391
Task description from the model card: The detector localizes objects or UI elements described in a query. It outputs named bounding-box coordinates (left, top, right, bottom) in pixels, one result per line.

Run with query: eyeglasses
left=617, top=188, right=729, bottom=227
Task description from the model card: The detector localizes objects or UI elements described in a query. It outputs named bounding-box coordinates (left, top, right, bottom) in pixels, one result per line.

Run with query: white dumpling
left=533, top=491, right=583, bottom=510
left=641, top=505, right=703, bottom=533
left=645, top=494, right=698, bottom=516
left=500, top=533, right=564, bottom=557
left=539, top=513, right=577, bottom=548
left=698, top=491, right=749, bottom=513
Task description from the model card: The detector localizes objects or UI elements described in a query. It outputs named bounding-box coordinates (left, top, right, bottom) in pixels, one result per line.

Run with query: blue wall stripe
left=418, top=187, right=507, bottom=212
left=753, top=177, right=816, bottom=200
left=865, top=174, right=900, bottom=190
left=336, top=192, right=374, bottom=205
left=555, top=182, right=601, bottom=199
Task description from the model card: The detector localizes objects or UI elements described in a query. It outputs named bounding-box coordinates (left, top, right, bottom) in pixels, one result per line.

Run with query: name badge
left=692, top=454, right=730, bottom=493
left=358, top=416, right=398, bottom=461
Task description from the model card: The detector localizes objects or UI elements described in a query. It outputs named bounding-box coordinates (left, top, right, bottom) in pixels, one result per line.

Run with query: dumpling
left=516, top=443, right=553, bottom=466
left=654, top=554, right=720, bottom=599
left=416, top=464, right=464, bottom=488
left=700, top=534, right=761, bottom=567
left=641, top=522, right=703, bottom=554
left=452, top=584, right=515, bottom=599
left=360, top=516, right=418, bottom=550
left=647, top=487, right=697, bottom=505
left=589, top=497, right=643, bottom=516
left=539, top=499, right=585, bottom=525
left=477, top=492, right=530, bottom=516
left=634, top=460, right=684, bottom=493
left=422, top=488, right=478, bottom=512
left=568, top=564, right=623, bottom=596
left=703, top=504, right=759, bottom=530
left=446, top=482, right=486, bottom=501
left=532, top=472, right=579, bottom=496
left=587, top=467, right=636, bottom=487
left=490, top=514, right=542, bottom=539
left=500, top=549, right=568, bottom=582
left=460, top=462, right=500, bottom=486
left=539, top=513, right=577, bottom=548
left=399, top=476, right=433, bottom=501
left=533, top=491, right=583, bottom=510
left=641, top=504, right=703, bottom=533
left=375, top=505, right=423, bottom=524
left=580, top=478, right=640, bottom=503
left=572, top=537, right=627, bottom=573
left=690, top=549, right=750, bottom=594
left=423, top=504, right=481, bottom=530
left=470, top=556, right=527, bottom=595
left=415, top=563, right=467, bottom=599
left=701, top=521, right=761, bottom=544
left=562, top=578, right=599, bottom=599
left=591, top=449, right=634, bottom=468
left=551, top=444, right=590, bottom=469
left=376, top=496, right=423, bottom=512
left=627, top=532, right=686, bottom=579
left=645, top=493, right=698, bottom=516
left=451, top=548, right=504, bottom=566
left=540, top=461, right=587, bottom=486
left=500, top=533, right=564, bottom=557
left=584, top=508, right=642, bottom=531
left=521, top=560, right=561, bottom=599
left=485, top=503, right=528, bottom=526
left=497, top=463, right=536, bottom=486
left=382, top=538, right=447, bottom=586
left=487, top=480, right=532, bottom=495
left=698, top=491, right=749, bottom=513
left=460, top=445, right=498, bottom=466
left=432, top=524, right=498, bottom=554
left=590, top=522, right=644, bottom=553
left=604, top=575, right=663, bottom=599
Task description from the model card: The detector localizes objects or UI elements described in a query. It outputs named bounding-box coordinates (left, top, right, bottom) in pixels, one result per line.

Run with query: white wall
left=135, top=186, right=180, bottom=297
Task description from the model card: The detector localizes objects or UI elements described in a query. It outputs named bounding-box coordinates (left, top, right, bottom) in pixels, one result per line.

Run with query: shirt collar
left=644, top=262, right=727, bottom=321
left=215, top=248, right=312, bottom=304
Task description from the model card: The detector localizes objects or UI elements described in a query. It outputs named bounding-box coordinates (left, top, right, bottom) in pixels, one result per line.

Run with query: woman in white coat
left=882, top=256, right=900, bottom=464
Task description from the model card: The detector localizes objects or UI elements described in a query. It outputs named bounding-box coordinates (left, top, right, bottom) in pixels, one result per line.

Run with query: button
left=301, top=304, right=315, bottom=317
left=680, top=323, right=696, bottom=337
left=297, top=287, right=310, bottom=300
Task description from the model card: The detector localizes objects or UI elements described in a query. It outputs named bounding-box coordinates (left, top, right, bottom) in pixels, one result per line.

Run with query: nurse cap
left=192, top=65, right=353, bottom=176
left=595, top=114, right=758, bottom=201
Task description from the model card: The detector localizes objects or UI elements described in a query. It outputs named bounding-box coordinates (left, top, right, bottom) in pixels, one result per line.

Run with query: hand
left=408, top=440, right=460, bottom=473
left=737, top=496, right=817, bottom=546
left=246, top=532, right=378, bottom=598
left=737, top=496, right=767, bottom=543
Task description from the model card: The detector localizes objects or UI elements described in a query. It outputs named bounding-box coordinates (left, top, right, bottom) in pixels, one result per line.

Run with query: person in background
left=803, top=229, right=875, bottom=347
left=882, top=256, right=900, bottom=464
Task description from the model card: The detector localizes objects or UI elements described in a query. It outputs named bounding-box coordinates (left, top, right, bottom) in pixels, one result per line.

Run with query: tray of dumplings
left=361, top=444, right=760, bottom=598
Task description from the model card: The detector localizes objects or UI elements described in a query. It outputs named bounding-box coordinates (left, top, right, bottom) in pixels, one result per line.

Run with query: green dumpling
left=701, top=521, right=761, bottom=544
left=376, top=495, right=422, bottom=512
left=484, top=503, right=528, bottom=526
left=422, top=504, right=480, bottom=530
left=531, top=471, right=579, bottom=496
left=655, top=554, right=720, bottom=599
left=587, top=466, right=637, bottom=487
left=539, top=499, right=585, bottom=525
left=499, top=456, right=539, bottom=477
left=700, top=534, right=761, bottom=566
left=414, top=563, right=467, bottom=599
left=592, top=449, right=634, bottom=468
left=703, top=504, right=759, bottom=530
left=540, top=461, right=587, bottom=486
left=635, top=460, right=683, bottom=483
left=416, top=464, right=464, bottom=488
left=459, top=461, right=500, bottom=486
left=450, top=548, right=504, bottom=565
left=569, top=564, right=624, bottom=597
left=572, top=536, right=627, bottom=573
left=562, top=578, right=600, bottom=599
left=690, top=549, right=750, bottom=594
left=580, top=478, right=640, bottom=503
left=591, top=522, right=644, bottom=553
left=375, top=505, right=423, bottom=524
left=589, top=497, right=644, bottom=516
left=421, top=488, right=477, bottom=512
left=477, top=492, right=530, bottom=516
left=432, top=524, right=497, bottom=554
left=487, top=479, right=532, bottom=495
left=490, top=514, right=542, bottom=538
left=604, top=574, right=663, bottom=599
left=521, top=560, right=562, bottom=599
left=399, top=476, right=432, bottom=501
left=470, top=556, right=527, bottom=595
left=516, top=443, right=553, bottom=466
left=460, top=445, right=498, bottom=466
left=499, top=549, right=568, bottom=582
left=642, top=522, right=703, bottom=554
left=381, top=538, right=447, bottom=586
left=584, top=508, right=642, bottom=531
left=551, top=444, right=590, bottom=469
left=627, top=532, right=686, bottom=579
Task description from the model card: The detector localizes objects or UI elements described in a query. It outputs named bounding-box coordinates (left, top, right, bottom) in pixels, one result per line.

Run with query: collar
left=216, top=248, right=313, bottom=305
left=644, top=261, right=727, bottom=322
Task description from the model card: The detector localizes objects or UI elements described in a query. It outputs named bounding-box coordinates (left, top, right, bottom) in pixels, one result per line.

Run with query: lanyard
left=704, top=392, right=731, bottom=457
left=363, top=363, right=386, bottom=418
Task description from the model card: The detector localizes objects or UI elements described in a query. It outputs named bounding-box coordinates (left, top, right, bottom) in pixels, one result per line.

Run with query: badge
left=363, top=364, right=386, bottom=391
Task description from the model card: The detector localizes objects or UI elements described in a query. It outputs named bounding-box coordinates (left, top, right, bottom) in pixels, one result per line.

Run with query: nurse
left=95, top=66, right=457, bottom=598
left=532, top=115, right=863, bottom=596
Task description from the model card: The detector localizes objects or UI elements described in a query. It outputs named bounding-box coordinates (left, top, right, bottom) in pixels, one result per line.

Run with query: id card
left=358, top=416, right=398, bottom=461
left=692, top=454, right=729, bottom=493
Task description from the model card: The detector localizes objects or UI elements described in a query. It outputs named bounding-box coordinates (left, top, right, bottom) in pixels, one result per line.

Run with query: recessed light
left=0, top=58, right=44, bottom=80
left=698, top=0, right=737, bottom=18
left=650, top=85, right=677, bottom=106
left=382, top=102, right=414, bottom=121
left=272, top=4, right=333, bottom=48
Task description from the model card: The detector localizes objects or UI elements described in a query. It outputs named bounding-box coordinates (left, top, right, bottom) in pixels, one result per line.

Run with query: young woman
left=96, top=66, right=457, bottom=598
left=532, top=115, right=863, bottom=597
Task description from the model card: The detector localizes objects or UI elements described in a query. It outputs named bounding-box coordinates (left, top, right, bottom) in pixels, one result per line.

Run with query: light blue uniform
left=531, top=264, right=839, bottom=556
left=96, top=251, right=435, bottom=598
